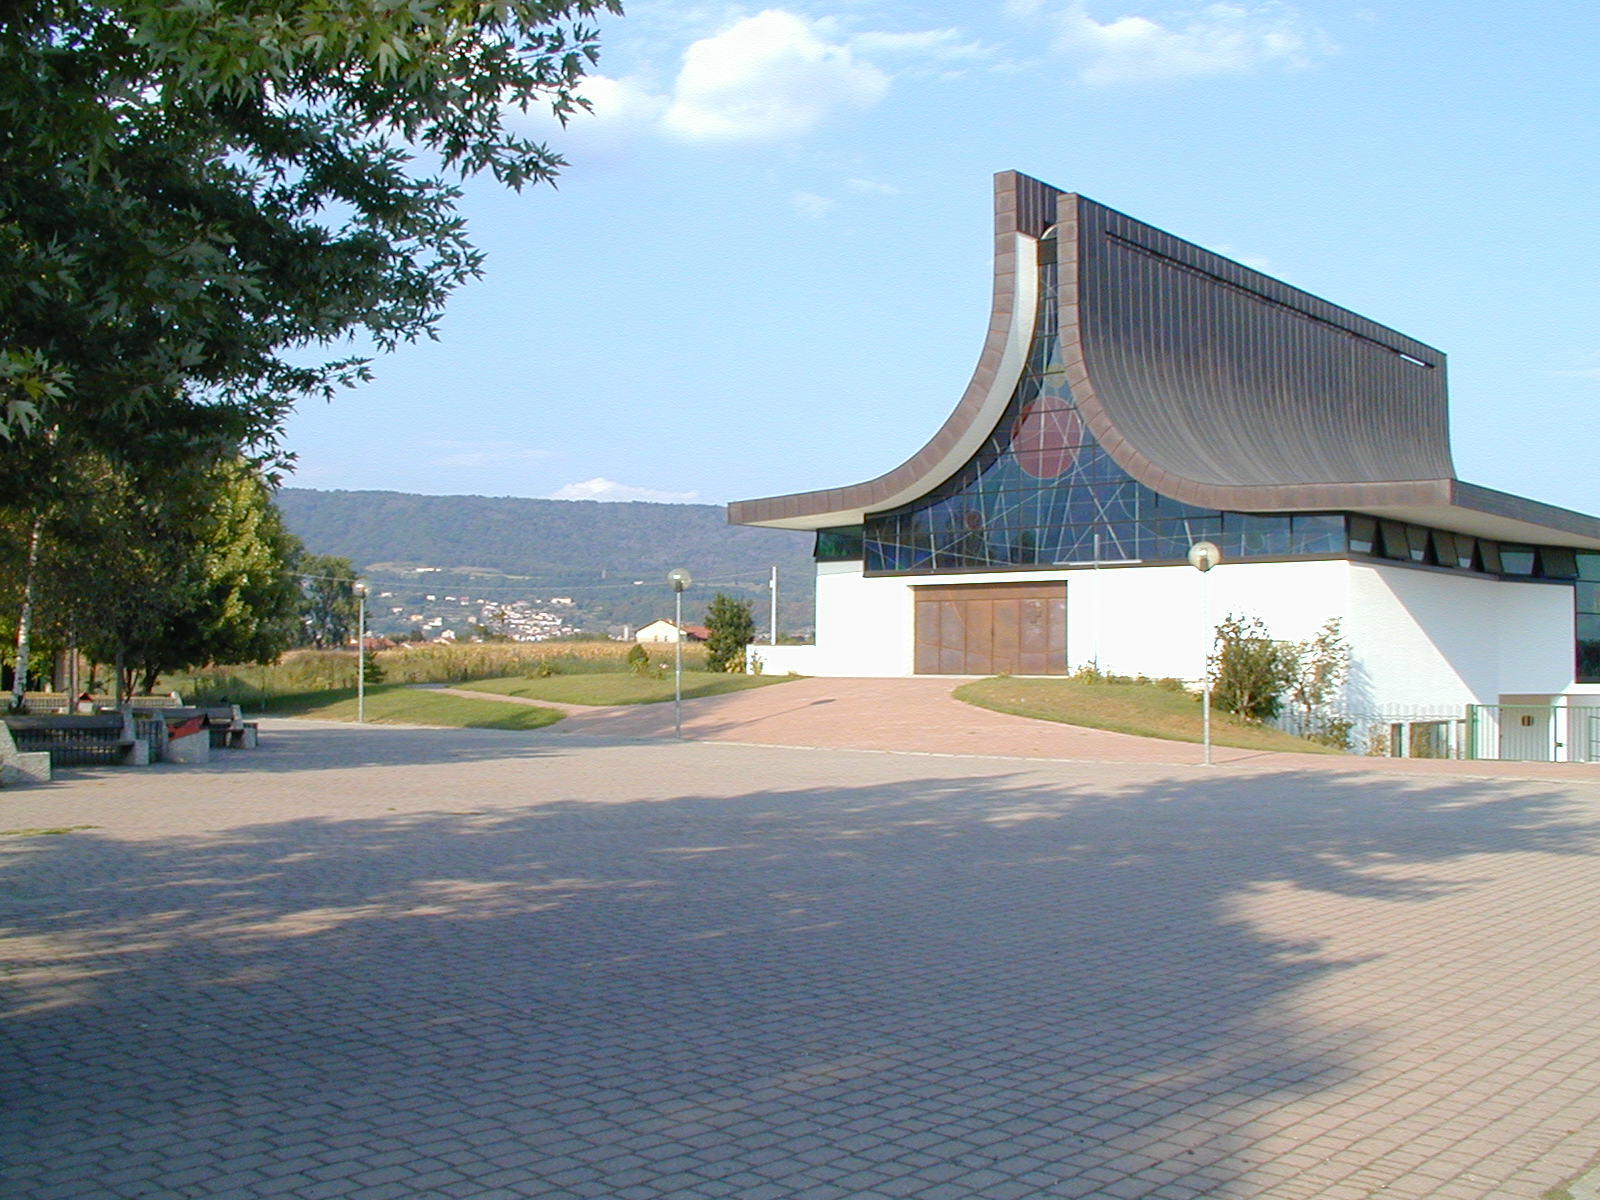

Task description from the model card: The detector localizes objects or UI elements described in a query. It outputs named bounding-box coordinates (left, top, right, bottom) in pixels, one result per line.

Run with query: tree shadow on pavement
left=42, top=719, right=653, bottom=783
left=3, top=764, right=1597, bottom=1199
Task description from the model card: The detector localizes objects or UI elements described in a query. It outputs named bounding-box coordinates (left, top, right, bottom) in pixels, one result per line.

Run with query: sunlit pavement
left=4, top=720, right=1600, bottom=1199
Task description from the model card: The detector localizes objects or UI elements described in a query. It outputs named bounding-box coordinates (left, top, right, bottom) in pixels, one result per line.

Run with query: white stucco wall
left=811, top=560, right=917, bottom=676
left=744, top=644, right=819, bottom=675
left=796, top=557, right=1581, bottom=711
left=1072, top=560, right=1351, bottom=683
left=1345, top=562, right=1574, bottom=708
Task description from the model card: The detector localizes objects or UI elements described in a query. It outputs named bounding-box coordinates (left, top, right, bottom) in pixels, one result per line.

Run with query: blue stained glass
left=860, top=240, right=1341, bottom=575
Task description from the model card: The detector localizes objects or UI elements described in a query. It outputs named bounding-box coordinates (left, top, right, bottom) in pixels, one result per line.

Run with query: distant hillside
left=276, top=489, right=817, bottom=635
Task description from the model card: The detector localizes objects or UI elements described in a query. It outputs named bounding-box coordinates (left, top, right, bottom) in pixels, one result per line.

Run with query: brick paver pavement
left=468, top=676, right=1600, bottom=781
left=4, top=718, right=1600, bottom=1199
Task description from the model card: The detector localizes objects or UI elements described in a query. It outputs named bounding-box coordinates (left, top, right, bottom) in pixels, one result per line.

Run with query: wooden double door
left=913, top=582, right=1068, bottom=676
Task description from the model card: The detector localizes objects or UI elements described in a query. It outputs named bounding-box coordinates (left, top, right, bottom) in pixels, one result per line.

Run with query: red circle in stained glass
left=1011, top=395, right=1083, bottom=479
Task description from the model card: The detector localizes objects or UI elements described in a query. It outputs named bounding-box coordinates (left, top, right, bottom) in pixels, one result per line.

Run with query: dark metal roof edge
left=1058, top=192, right=1463, bottom=512
left=728, top=171, right=1052, bottom=529
left=1076, top=194, right=1448, bottom=365
left=731, top=172, right=1600, bottom=549
left=1446, top=481, right=1600, bottom=544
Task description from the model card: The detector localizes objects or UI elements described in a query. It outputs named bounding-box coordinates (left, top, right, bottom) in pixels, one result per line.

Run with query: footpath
left=435, top=676, right=1600, bottom=781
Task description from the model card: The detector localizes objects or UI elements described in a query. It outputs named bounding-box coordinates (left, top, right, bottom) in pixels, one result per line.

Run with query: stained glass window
left=862, top=241, right=1334, bottom=575
left=849, top=227, right=1593, bottom=661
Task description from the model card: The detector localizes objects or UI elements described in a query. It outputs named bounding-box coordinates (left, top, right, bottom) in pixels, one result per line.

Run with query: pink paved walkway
left=448, top=677, right=1600, bottom=781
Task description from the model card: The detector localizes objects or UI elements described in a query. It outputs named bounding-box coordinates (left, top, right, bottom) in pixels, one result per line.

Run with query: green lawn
left=954, top=676, right=1341, bottom=754
left=263, top=684, right=564, bottom=730
left=456, top=672, right=796, bottom=707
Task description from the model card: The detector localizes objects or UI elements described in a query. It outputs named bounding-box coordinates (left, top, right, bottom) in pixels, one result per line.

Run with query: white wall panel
left=796, top=557, right=1580, bottom=712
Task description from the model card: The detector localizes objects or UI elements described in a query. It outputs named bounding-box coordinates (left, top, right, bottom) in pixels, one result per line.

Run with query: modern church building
left=730, top=172, right=1600, bottom=760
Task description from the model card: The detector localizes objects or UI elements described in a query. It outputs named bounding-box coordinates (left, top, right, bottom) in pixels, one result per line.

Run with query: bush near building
left=705, top=594, right=756, bottom=673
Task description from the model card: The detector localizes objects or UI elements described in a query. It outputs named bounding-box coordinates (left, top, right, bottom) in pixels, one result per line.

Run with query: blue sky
left=279, top=0, right=1600, bottom=517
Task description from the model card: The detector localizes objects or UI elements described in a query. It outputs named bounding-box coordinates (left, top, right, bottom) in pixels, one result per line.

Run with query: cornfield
left=172, top=641, right=711, bottom=706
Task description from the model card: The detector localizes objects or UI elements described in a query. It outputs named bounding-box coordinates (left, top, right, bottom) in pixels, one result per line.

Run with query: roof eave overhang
left=728, top=172, right=1059, bottom=531
left=729, top=171, right=1600, bottom=553
left=727, top=232, right=1037, bottom=531
left=1359, top=482, right=1600, bottom=550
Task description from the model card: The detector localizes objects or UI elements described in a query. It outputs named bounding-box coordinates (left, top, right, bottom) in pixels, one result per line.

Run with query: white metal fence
left=1273, top=704, right=1600, bottom=763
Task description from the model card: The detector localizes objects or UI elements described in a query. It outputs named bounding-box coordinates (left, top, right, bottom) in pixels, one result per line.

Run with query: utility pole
left=668, top=569, right=691, bottom=738
left=355, top=581, right=367, bottom=724
left=1187, top=541, right=1222, bottom=767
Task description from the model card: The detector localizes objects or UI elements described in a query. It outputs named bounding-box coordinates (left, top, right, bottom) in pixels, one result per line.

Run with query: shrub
left=1290, top=618, right=1351, bottom=733
left=1209, top=613, right=1296, bottom=722
left=705, top=594, right=755, bottom=673
left=626, top=644, right=650, bottom=676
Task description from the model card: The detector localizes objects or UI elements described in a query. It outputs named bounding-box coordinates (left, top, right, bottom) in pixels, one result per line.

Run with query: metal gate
left=1465, top=705, right=1600, bottom=763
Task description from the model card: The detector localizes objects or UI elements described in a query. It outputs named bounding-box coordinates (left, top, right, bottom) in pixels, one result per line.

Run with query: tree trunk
left=10, top=513, right=43, bottom=712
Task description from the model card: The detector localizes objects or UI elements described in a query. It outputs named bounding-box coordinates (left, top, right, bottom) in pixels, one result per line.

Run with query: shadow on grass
left=3, top=760, right=1597, bottom=1198
left=453, top=671, right=798, bottom=707
left=246, top=684, right=564, bottom=731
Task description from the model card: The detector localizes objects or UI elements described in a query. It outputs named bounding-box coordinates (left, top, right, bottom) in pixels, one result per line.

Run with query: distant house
left=636, top=620, right=709, bottom=644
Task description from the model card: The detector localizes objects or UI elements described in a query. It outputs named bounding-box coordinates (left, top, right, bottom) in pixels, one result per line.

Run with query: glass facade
left=815, top=526, right=865, bottom=561
left=862, top=238, right=1344, bottom=575
left=1578, top=554, right=1600, bottom=683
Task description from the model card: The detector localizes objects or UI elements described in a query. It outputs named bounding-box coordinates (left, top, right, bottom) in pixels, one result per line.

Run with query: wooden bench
left=3, top=714, right=149, bottom=767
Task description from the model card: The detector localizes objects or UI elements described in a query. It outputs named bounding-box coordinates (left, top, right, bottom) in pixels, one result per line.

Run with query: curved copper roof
left=730, top=172, right=1600, bottom=548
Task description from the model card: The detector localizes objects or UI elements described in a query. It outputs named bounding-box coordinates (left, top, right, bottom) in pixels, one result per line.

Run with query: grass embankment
left=261, top=684, right=564, bottom=730
left=955, top=676, right=1341, bottom=755
left=456, top=672, right=793, bottom=707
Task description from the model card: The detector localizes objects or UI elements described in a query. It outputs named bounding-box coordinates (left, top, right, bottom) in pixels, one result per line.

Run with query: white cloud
left=525, top=11, right=1001, bottom=148
left=503, top=72, right=670, bottom=148
left=845, top=176, right=900, bottom=196
left=1041, top=2, right=1332, bottom=85
left=662, top=10, right=890, bottom=142
left=548, top=477, right=701, bottom=503
left=849, top=27, right=992, bottom=64
left=569, top=74, right=671, bottom=135
left=791, top=191, right=838, bottom=219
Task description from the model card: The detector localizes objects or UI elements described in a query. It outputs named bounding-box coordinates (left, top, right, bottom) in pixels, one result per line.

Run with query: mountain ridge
left=275, top=487, right=816, bottom=634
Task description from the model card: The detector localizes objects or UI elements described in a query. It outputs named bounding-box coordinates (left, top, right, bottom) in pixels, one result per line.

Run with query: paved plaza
left=4, top=712, right=1600, bottom=1199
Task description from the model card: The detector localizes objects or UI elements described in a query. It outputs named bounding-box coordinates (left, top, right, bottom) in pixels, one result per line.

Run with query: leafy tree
left=704, top=593, right=755, bottom=673
left=1290, top=618, right=1351, bottom=729
left=299, top=554, right=360, bottom=649
left=0, top=0, right=620, bottom=475
left=4, top=455, right=303, bottom=696
left=1209, top=613, right=1296, bottom=722
left=626, top=642, right=649, bottom=676
left=161, top=460, right=303, bottom=685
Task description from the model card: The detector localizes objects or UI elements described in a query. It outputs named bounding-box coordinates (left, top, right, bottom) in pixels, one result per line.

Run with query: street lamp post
left=1187, top=541, right=1222, bottom=767
left=667, top=568, right=692, bottom=739
left=355, top=581, right=367, bottom=724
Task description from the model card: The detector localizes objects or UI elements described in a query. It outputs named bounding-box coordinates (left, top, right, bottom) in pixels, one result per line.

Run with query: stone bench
left=2, top=713, right=148, bottom=767
left=0, top=721, right=51, bottom=784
